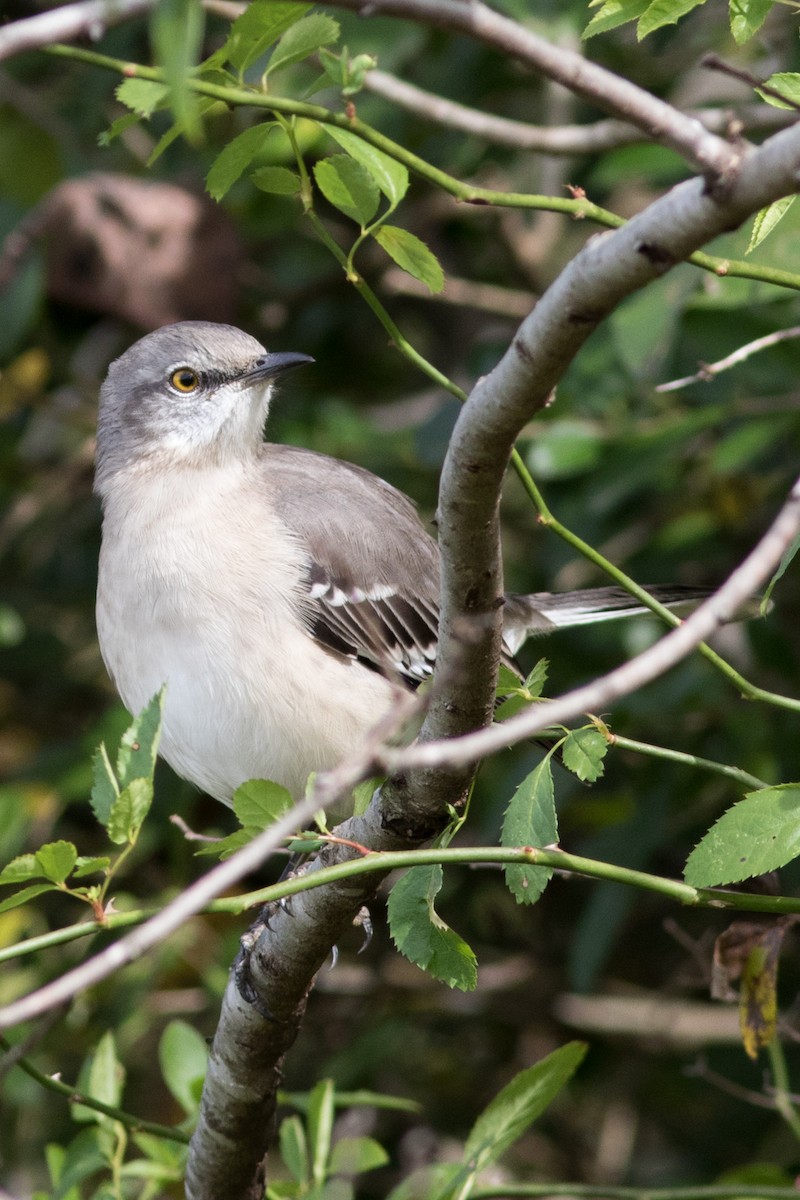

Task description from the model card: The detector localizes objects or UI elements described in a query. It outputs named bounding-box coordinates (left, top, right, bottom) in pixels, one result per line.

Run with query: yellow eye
left=170, top=368, right=200, bottom=393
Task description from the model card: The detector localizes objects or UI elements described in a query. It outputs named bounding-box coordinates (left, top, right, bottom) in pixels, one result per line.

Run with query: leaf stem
left=43, top=42, right=800, bottom=294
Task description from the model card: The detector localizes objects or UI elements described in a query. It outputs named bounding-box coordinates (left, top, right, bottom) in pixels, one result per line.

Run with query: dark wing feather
left=262, top=443, right=442, bottom=685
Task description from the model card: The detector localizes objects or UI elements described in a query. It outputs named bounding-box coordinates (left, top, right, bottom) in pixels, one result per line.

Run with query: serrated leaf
left=35, top=840, right=78, bottom=885
left=729, top=0, right=773, bottom=43
left=637, top=0, right=708, bottom=38
left=524, top=658, right=549, bottom=698
left=326, top=127, right=408, bottom=205
left=206, top=122, right=276, bottom=201
left=758, top=72, right=800, bottom=110
left=251, top=165, right=302, bottom=195
left=224, top=0, right=310, bottom=72
left=194, top=828, right=256, bottom=858
left=279, top=1115, right=309, bottom=1185
left=106, top=778, right=153, bottom=846
left=232, top=779, right=293, bottom=831
left=314, top=154, right=380, bottom=226
left=329, top=1136, right=389, bottom=1177
left=684, top=785, right=800, bottom=887
left=501, top=755, right=558, bottom=905
left=747, top=195, right=796, bottom=255
left=562, top=727, right=608, bottom=783
left=0, top=882, right=56, bottom=914
left=150, top=0, right=205, bottom=143
left=583, top=0, right=649, bottom=38
left=99, top=111, right=143, bottom=147
left=373, top=225, right=444, bottom=293
left=464, top=1043, right=587, bottom=1171
left=91, top=743, right=119, bottom=828
left=387, top=864, right=478, bottom=991
left=0, top=853, right=38, bottom=886
left=159, top=1020, right=208, bottom=1115
left=496, top=663, right=524, bottom=698
left=115, top=78, right=168, bottom=118
left=117, top=690, right=163, bottom=790
left=267, top=12, right=340, bottom=76
left=73, top=856, right=111, bottom=879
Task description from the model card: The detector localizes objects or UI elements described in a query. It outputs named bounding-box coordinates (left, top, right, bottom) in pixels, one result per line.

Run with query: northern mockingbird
left=95, top=321, right=703, bottom=804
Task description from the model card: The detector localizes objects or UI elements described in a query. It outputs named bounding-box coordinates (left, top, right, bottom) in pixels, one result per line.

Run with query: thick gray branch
left=364, top=69, right=795, bottom=156
left=327, top=0, right=741, bottom=179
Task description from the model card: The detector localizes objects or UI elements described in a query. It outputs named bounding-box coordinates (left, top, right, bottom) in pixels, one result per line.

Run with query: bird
left=94, top=321, right=706, bottom=806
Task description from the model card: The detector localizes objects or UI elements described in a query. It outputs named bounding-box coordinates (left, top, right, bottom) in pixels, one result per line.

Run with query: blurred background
left=3, top=0, right=800, bottom=1192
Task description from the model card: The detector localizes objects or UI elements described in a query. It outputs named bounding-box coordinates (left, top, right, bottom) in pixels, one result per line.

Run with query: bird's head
left=95, top=321, right=312, bottom=490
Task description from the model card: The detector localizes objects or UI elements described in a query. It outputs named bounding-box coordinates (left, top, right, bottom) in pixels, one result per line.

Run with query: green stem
left=610, top=734, right=768, bottom=791
left=43, top=43, right=800, bottom=294
left=767, top=1038, right=800, bottom=1143
left=0, top=1035, right=191, bottom=1145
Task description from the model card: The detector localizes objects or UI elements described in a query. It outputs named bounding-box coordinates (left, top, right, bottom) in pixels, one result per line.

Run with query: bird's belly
left=96, top=560, right=395, bottom=804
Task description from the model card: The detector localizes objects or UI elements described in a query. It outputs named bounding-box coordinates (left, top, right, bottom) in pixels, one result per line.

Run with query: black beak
left=243, top=351, right=314, bottom=381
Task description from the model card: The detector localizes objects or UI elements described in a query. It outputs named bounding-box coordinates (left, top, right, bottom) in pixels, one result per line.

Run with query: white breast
left=96, top=460, right=394, bottom=802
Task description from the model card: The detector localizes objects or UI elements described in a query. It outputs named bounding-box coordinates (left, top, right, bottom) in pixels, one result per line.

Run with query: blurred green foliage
left=3, top=0, right=800, bottom=1195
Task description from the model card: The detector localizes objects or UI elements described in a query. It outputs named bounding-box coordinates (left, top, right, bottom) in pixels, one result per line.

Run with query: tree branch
left=0, top=0, right=157, bottom=61
left=363, top=68, right=795, bottom=156
left=326, top=0, right=742, bottom=180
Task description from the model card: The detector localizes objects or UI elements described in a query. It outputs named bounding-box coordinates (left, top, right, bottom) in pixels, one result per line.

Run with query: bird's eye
left=170, top=368, right=200, bottom=393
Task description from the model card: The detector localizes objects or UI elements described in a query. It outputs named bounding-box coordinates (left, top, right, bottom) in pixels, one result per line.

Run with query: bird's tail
left=503, top=584, right=716, bottom=653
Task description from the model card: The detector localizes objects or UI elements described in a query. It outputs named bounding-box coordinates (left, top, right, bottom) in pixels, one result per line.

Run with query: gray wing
left=263, top=443, right=442, bottom=685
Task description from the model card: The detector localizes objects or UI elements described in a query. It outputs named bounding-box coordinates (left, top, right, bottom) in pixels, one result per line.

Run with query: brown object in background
left=2, top=173, right=242, bottom=329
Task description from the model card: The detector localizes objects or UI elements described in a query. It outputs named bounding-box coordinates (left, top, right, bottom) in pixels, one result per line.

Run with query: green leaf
left=114, top=78, right=169, bottom=118
left=35, top=840, right=78, bottom=885
left=562, top=727, right=608, bottom=783
left=91, top=743, right=120, bottom=828
left=267, top=12, right=340, bottom=76
left=232, top=778, right=293, bottom=831
left=329, top=1136, right=389, bottom=1177
left=206, top=122, right=276, bottom=201
left=747, top=196, right=796, bottom=255
left=149, top=0, right=205, bottom=143
left=117, top=690, right=163, bottom=790
left=637, top=0, right=709, bottom=38
left=0, top=882, right=56, bottom=914
left=251, top=165, right=302, bottom=195
left=307, top=1079, right=335, bottom=1186
left=583, top=0, right=649, bottom=38
left=73, top=856, right=111, bottom=879
left=279, top=1115, right=309, bottom=1185
left=159, top=1020, right=208, bottom=1115
left=314, top=155, right=380, bottom=226
left=74, top=1032, right=124, bottom=1123
left=524, top=658, right=549, bottom=698
left=685, top=785, right=800, bottom=887
left=106, top=778, right=153, bottom=846
left=464, top=1043, right=587, bottom=1171
left=224, top=0, right=310, bottom=72
left=501, top=754, right=558, bottom=905
left=729, top=0, right=773, bottom=43
left=373, top=225, right=444, bottom=293
left=387, top=864, right=478, bottom=991
left=761, top=529, right=800, bottom=612
left=496, top=663, right=524, bottom=698
left=194, top=827, right=256, bottom=858
left=758, top=73, right=800, bottom=110
left=326, top=127, right=408, bottom=205
left=0, top=852, right=38, bottom=885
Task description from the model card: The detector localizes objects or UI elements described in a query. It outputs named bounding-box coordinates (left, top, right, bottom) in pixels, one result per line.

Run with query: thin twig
left=703, top=53, right=800, bottom=114
left=656, top=325, right=800, bottom=392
